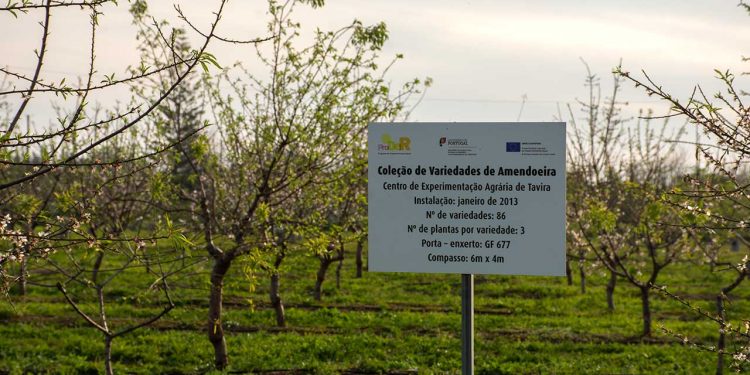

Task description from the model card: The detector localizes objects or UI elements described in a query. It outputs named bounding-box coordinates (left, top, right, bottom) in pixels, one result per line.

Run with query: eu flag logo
left=506, top=142, right=521, bottom=152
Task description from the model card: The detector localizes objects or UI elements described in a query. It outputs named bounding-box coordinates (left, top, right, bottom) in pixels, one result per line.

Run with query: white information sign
left=368, top=122, right=566, bottom=275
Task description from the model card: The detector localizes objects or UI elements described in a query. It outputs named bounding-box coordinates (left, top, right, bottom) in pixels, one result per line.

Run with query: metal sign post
left=461, top=273, right=474, bottom=374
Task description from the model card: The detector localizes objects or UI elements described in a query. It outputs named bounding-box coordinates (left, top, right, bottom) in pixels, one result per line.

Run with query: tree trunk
left=715, top=272, right=745, bottom=375
left=269, top=252, right=286, bottom=328
left=270, top=272, right=285, bottom=327
left=18, top=223, right=33, bottom=296
left=335, top=252, right=344, bottom=289
left=315, top=258, right=332, bottom=301
left=640, top=285, right=651, bottom=337
left=606, top=270, right=616, bottom=311
left=18, top=256, right=27, bottom=295
left=717, top=294, right=726, bottom=375
left=208, top=257, right=232, bottom=370
left=565, top=255, right=573, bottom=286
left=578, top=253, right=586, bottom=294
left=355, top=238, right=364, bottom=278
left=104, top=335, right=113, bottom=375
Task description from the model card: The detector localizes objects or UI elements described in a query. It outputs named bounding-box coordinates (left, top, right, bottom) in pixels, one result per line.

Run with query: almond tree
left=0, top=0, right=240, bottom=190
left=179, top=0, right=427, bottom=368
left=0, top=170, right=59, bottom=295
left=0, top=0, right=255, bottom=289
left=306, top=160, right=364, bottom=301
left=571, top=88, right=687, bottom=335
left=583, top=180, right=687, bottom=336
left=32, top=111, right=192, bottom=375
left=259, top=213, right=295, bottom=327
left=616, top=3, right=750, bottom=366
left=566, top=63, right=627, bottom=302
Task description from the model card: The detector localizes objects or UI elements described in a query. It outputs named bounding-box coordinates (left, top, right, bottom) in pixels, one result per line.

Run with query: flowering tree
left=178, top=0, right=427, bottom=368
left=566, top=63, right=628, bottom=301
left=0, top=1, right=265, bottom=371
left=0, top=0, right=241, bottom=190
left=582, top=180, right=687, bottom=336
left=0, top=0, right=260, bottom=292
left=15, top=107, right=192, bottom=374
left=306, top=153, right=366, bottom=301
left=568, top=64, right=687, bottom=334
left=616, top=2, right=750, bottom=364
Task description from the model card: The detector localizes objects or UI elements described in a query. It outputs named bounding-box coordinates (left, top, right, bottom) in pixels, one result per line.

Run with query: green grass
left=1, top=244, right=749, bottom=374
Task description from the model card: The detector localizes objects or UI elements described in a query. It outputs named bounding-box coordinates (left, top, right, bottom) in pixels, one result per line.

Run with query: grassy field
left=1, top=244, right=749, bottom=374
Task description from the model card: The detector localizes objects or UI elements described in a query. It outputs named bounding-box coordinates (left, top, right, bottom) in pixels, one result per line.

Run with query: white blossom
left=0, top=214, right=11, bottom=229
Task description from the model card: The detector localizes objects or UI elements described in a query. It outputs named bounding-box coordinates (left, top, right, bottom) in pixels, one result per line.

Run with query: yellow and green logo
left=378, top=133, right=411, bottom=152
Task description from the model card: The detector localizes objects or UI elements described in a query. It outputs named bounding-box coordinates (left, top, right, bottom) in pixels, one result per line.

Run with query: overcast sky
left=2, top=0, right=749, bottom=127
